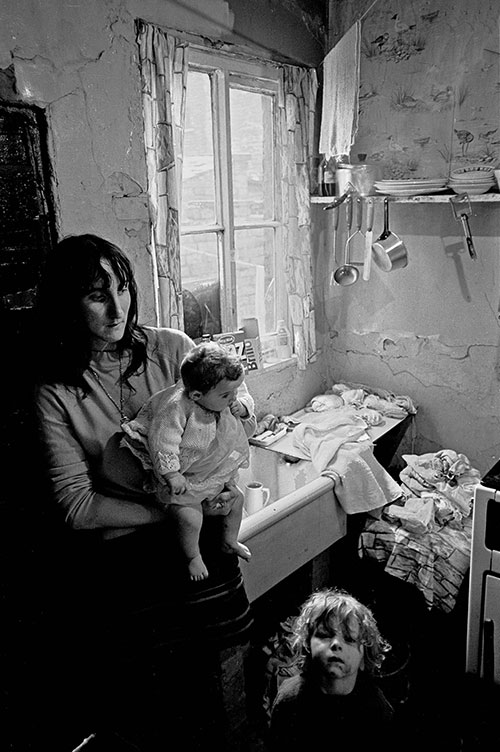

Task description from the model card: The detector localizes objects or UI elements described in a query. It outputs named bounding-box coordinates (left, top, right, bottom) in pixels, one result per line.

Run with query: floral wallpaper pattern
left=351, top=0, right=500, bottom=178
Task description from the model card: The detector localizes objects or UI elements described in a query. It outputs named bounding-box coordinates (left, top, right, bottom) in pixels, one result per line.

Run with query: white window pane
left=235, top=227, right=276, bottom=335
left=181, top=71, right=216, bottom=227
left=180, top=234, right=220, bottom=338
left=230, top=88, right=275, bottom=222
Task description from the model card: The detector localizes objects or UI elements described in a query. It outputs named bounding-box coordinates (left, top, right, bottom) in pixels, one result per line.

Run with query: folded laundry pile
left=359, top=449, right=481, bottom=613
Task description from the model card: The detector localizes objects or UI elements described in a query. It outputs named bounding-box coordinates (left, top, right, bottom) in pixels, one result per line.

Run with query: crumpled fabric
left=292, top=411, right=369, bottom=472
left=359, top=515, right=473, bottom=613
left=308, top=394, right=344, bottom=411
left=341, top=388, right=365, bottom=406
left=328, top=381, right=417, bottom=418
left=321, top=442, right=404, bottom=515
left=400, top=451, right=480, bottom=517
left=362, top=394, right=408, bottom=419
left=385, top=496, right=435, bottom=535
left=358, top=407, right=384, bottom=426
left=292, top=409, right=403, bottom=514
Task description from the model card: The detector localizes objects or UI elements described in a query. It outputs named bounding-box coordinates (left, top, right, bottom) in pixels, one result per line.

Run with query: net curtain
left=137, top=21, right=318, bottom=369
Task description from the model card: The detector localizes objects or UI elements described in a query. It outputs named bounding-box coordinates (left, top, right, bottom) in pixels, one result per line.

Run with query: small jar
left=275, top=320, right=292, bottom=359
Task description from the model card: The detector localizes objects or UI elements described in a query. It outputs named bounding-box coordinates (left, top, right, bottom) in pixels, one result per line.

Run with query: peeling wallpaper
left=316, top=0, right=500, bottom=474
left=316, top=200, right=500, bottom=475
left=0, top=0, right=327, bottom=421
left=352, top=0, right=500, bottom=178
left=3, top=0, right=500, bottom=471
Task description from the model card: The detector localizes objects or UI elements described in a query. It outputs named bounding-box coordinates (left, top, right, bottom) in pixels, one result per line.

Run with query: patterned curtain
left=278, top=65, right=318, bottom=369
left=138, top=21, right=318, bottom=367
left=137, top=22, right=188, bottom=328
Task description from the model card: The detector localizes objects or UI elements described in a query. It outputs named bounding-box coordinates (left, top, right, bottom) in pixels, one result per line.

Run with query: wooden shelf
left=312, top=192, right=500, bottom=205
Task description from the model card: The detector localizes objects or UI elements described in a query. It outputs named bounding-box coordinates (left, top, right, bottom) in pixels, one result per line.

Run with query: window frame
left=180, top=46, right=286, bottom=336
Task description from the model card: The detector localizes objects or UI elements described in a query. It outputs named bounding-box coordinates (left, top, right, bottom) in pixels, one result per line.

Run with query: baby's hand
left=165, top=472, right=187, bottom=495
left=230, top=399, right=248, bottom=419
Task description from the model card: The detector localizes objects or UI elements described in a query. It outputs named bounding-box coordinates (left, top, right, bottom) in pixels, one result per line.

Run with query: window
left=180, top=48, right=285, bottom=343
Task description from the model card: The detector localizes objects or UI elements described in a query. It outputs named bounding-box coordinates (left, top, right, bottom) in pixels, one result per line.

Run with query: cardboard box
left=212, top=330, right=247, bottom=364
left=211, top=329, right=263, bottom=372
left=196, top=319, right=263, bottom=373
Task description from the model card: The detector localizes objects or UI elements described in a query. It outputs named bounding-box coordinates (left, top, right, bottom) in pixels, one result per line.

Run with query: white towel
left=293, top=416, right=369, bottom=473
left=322, top=443, right=404, bottom=515
left=291, top=404, right=404, bottom=514
left=319, top=21, right=361, bottom=161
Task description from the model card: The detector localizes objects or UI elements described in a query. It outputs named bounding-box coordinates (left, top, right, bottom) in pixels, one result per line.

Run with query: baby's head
left=181, top=343, right=244, bottom=412
left=291, top=588, right=391, bottom=676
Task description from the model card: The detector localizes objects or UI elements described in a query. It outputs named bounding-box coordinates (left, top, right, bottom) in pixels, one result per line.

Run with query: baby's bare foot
left=188, top=554, right=209, bottom=581
left=222, top=541, right=252, bottom=561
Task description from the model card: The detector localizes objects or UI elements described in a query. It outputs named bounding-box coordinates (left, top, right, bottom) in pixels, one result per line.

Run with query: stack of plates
left=374, top=177, right=448, bottom=196
left=448, top=166, right=495, bottom=195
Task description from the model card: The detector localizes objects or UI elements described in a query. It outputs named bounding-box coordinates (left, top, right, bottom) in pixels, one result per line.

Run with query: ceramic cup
left=244, top=481, right=270, bottom=514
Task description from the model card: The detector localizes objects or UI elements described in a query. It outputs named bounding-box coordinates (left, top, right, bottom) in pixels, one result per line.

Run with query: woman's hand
left=202, top=481, right=242, bottom=516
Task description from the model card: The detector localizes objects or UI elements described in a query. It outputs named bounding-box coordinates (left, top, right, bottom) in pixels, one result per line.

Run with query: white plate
left=448, top=176, right=494, bottom=184
left=376, top=187, right=448, bottom=196
left=375, top=178, right=446, bottom=186
left=375, top=182, right=446, bottom=190
left=451, top=167, right=493, bottom=179
left=448, top=180, right=493, bottom=185
left=449, top=184, right=492, bottom=195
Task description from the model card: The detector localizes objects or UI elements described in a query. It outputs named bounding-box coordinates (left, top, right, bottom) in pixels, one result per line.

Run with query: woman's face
left=80, top=261, right=131, bottom=349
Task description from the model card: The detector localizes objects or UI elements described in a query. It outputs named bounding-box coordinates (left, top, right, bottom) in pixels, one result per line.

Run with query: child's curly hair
left=181, top=342, right=243, bottom=394
left=291, top=588, right=391, bottom=676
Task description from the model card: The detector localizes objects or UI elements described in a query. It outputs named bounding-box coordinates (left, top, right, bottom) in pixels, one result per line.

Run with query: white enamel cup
left=244, top=481, right=270, bottom=514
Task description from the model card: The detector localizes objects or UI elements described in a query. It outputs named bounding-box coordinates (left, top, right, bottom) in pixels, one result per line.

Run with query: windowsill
left=248, top=354, right=297, bottom=376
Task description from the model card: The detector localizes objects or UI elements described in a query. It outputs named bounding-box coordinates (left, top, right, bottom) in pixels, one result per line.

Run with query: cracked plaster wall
left=0, top=0, right=327, bottom=415
left=313, top=200, right=500, bottom=474
left=315, top=0, right=500, bottom=474
left=3, top=1, right=500, bottom=464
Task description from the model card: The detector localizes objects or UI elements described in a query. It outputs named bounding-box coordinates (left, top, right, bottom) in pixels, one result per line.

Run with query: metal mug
left=372, top=234, right=408, bottom=271
left=371, top=197, right=408, bottom=272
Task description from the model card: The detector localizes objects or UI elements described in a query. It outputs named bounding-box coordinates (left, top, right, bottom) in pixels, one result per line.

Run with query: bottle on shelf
left=323, top=159, right=336, bottom=197
left=317, top=156, right=336, bottom=197
left=275, top=320, right=292, bottom=359
left=318, top=156, right=327, bottom=196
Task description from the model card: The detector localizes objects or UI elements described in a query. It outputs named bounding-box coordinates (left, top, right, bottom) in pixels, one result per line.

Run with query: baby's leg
left=168, top=503, right=208, bottom=580
left=220, top=489, right=251, bottom=561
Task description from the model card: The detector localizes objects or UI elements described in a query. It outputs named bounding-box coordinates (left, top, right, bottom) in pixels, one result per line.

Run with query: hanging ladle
left=333, top=195, right=359, bottom=286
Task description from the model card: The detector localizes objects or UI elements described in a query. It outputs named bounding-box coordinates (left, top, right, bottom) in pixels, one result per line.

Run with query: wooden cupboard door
left=0, top=103, right=56, bottom=507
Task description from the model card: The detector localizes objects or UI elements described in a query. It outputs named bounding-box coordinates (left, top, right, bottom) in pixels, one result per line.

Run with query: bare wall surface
left=316, top=200, right=500, bottom=474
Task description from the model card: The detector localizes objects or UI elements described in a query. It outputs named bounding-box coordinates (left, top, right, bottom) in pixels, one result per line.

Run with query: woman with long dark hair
left=34, top=234, right=254, bottom=751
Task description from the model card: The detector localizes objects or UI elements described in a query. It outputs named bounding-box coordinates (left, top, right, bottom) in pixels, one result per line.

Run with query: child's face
left=194, top=374, right=245, bottom=413
left=310, top=615, right=364, bottom=687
